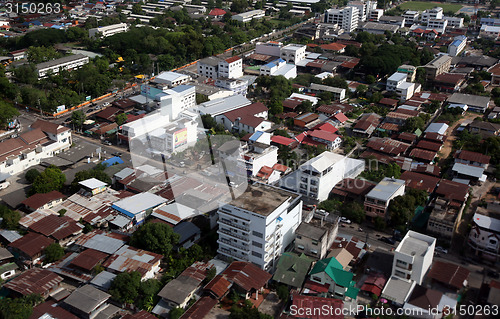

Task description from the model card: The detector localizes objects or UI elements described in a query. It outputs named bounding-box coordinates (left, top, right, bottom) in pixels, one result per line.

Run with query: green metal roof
left=345, top=286, right=359, bottom=299
left=272, top=252, right=313, bottom=288
left=309, top=257, right=353, bottom=287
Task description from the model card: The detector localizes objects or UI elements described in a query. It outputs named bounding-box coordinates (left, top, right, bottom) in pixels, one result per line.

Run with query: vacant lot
left=399, top=1, right=463, bottom=13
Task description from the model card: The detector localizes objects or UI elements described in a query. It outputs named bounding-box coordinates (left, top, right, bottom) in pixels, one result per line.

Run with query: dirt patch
left=438, top=113, right=481, bottom=166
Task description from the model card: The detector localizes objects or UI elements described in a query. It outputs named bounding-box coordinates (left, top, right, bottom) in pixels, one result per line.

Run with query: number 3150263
left=5, top=2, right=61, bottom=14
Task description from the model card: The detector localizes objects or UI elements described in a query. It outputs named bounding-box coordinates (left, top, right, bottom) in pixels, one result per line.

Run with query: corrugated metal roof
left=4, top=268, right=62, bottom=296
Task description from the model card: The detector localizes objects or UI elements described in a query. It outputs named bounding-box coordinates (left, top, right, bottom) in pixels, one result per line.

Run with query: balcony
left=219, top=218, right=250, bottom=232
left=218, top=238, right=249, bottom=252
left=219, top=247, right=248, bottom=261
left=218, top=229, right=250, bottom=242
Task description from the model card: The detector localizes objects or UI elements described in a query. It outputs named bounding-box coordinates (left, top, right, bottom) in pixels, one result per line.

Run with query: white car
left=0, top=181, right=10, bottom=190
left=340, top=217, right=352, bottom=224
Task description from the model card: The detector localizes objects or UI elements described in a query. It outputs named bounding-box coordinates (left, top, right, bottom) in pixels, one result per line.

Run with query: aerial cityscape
left=0, top=0, right=499, bottom=318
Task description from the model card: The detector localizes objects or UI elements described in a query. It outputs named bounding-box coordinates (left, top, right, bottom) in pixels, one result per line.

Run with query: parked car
left=111, top=152, right=122, bottom=157
left=379, top=237, right=396, bottom=245
left=86, top=108, right=94, bottom=113
left=102, top=140, right=112, bottom=146
left=103, top=102, right=110, bottom=106
left=0, top=181, right=10, bottom=190
left=178, top=161, right=185, bottom=168
left=435, top=246, right=448, bottom=254
left=340, top=217, right=351, bottom=224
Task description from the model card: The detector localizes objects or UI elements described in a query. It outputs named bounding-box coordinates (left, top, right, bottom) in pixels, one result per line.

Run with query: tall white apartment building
left=325, top=7, right=360, bottom=33
left=448, top=35, right=467, bottom=57
left=88, top=23, right=128, bottom=38
left=381, top=231, right=436, bottom=305
left=280, top=44, right=307, bottom=64
left=218, top=56, right=243, bottom=79
left=36, top=54, right=89, bottom=79
left=369, top=9, right=384, bottom=21
left=141, top=84, right=196, bottom=120
left=420, top=7, right=443, bottom=24
left=216, top=184, right=302, bottom=272
left=386, top=72, right=407, bottom=91
left=281, top=151, right=365, bottom=201
left=347, top=0, right=376, bottom=23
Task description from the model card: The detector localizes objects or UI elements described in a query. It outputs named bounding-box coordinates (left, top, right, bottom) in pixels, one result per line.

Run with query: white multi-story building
left=215, top=78, right=248, bottom=96
left=140, top=84, right=196, bottom=120
left=469, top=207, right=500, bottom=262
left=281, top=151, right=365, bottom=201
left=448, top=35, right=467, bottom=57
left=197, top=56, right=221, bottom=79
left=386, top=72, right=407, bottom=91
left=232, top=9, right=265, bottom=22
left=403, top=10, right=419, bottom=26
left=325, top=7, right=359, bottom=33
left=364, top=177, right=405, bottom=220
left=88, top=23, right=128, bottom=38
left=479, top=25, right=500, bottom=40
left=420, top=7, right=443, bottom=24
left=369, top=9, right=383, bottom=21
left=347, top=0, right=376, bottom=23
left=241, top=142, right=278, bottom=176
left=255, top=41, right=282, bottom=57
left=152, top=71, right=191, bottom=88
left=216, top=183, right=302, bottom=272
left=36, top=54, right=89, bottom=78
left=427, top=18, right=448, bottom=33
left=0, top=120, right=72, bottom=176
left=260, top=58, right=297, bottom=79
left=381, top=231, right=436, bottom=306
left=444, top=16, right=464, bottom=28
left=147, top=112, right=198, bottom=154
left=280, top=44, right=307, bottom=64
left=218, top=56, right=243, bottom=79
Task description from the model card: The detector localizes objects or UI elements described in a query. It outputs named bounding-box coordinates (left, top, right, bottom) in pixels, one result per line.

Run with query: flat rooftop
left=227, top=184, right=299, bottom=216
left=397, top=231, right=435, bottom=257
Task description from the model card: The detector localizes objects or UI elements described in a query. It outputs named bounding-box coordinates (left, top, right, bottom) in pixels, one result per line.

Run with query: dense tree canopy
left=0, top=294, right=44, bottom=319
left=0, top=205, right=21, bottom=230
left=110, top=271, right=142, bottom=304
left=30, top=166, right=66, bottom=195
left=43, top=243, right=65, bottom=264
left=130, top=222, right=180, bottom=256
left=70, top=164, right=112, bottom=193
left=0, top=101, right=20, bottom=129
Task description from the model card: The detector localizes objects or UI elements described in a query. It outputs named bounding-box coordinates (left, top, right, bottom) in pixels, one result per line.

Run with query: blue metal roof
left=101, top=156, right=124, bottom=167
left=249, top=131, right=263, bottom=142
left=451, top=40, right=462, bottom=46
left=264, top=61, right=276, bottom=68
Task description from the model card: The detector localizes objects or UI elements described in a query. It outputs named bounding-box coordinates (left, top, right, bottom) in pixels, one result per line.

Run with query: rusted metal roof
left=4, top=268, right=62, bottom=296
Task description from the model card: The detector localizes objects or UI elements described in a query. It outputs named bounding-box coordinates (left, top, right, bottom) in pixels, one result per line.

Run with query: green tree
left=229, top=300, right=273, bottom=319
left=340, top=202, right=365, bottom=224
left=169, top=307, right=185, bottom=319
left=402, top=116, right=425, bottom=133
left=0, top=101, right=20, bottom=129
left=70, top=165, right=112, bottom=193
left=130, top=222, right=180, bottom=256
left=115, top=113, right=128, bottom=126
left=276, top=284, right=289, bottom=302
left=71, top=110, right=86, bottom=130
left=366, top=75, right=376, bottom=84
left=30, top=166, right=66, bottom=195
left=0, top=205, right=21, bottom=230
left=132, top=3, right=142, bottom=14
left=25, top=168, right=41, bottom=183
left=0, top=294, right=43, bottom=319
left=110, top=271, right=142, bottom=304
left=43, top=243, right=65, bottom=263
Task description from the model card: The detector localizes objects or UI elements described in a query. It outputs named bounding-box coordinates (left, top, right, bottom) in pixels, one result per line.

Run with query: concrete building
left=295, top=216, right=339, bottom=259
left=364, top=177, right=405, bottom=220
left=403, top=10, right=419, bottom=26
left=386, top=72, right=407, bottom=91
left=420, top=7, right=443, bottom=24
left=152, top=71, right=191, bottom=88
left=255, top=41, right=282, bottom=57
left=281, top=151, right=365, bottom=201
left=479, top=25, right=500, bottom=40
left=379, top=15, right=406, bottom=28
left=280, top=44, right=307, bottom=64
left=369, top=9, right=384, bottom=21
left=216, top=183, right=302, bottom=272
left=361, top=22, right=399, bottom=34
left=88, top=23, right=128, bottom=38
left=309, top=83, right=346, bottom=101
left=381, top=231, right=436, bottom=306
left=197, top=56, right=220, bottom=79
left=215, top=78, right=248, bottom=96
left=218, top=56, right=243, bottom=79
left=448, top=35, right=467, bottom=57
left=468, top=203, right=500, bottom=262
left=325, top=6, right=359, bottom=32
left=347, top=0, right=377, bottom=23
left=397, top=65, right=417, bottom=82
left=444, top=16, right=464, bottom=28
left=386, top=72, right=418, bottom=101
left=259, top=58, right=297, bottom=79
left=423, top=55, right=452, bottom=80
left=427, top=18, right=448, bottom=33
left=36, top=54, right=89, bottom=78
left=0, top=120, right=72, bottom=176
left=232, top=9, right=265, bottom=22
left=427, top=197, right=464, bottom=241
left=112, top=192, right=167, bottom=226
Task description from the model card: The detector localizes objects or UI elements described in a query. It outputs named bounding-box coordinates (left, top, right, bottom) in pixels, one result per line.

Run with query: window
left=252, top=241, right=263, bottom=248
left=296, top=235, right=302, bottom=239
left=310, top=249, right=318, bottom=255
left=252, top=231, right=263, bottom=238
left=252, top=251, right=262, bottom=258
left=297, top=244, right=304, bottom=250
left=312, top=240, right=318, bottom=246
left=311, top=276, right=322, bottom=282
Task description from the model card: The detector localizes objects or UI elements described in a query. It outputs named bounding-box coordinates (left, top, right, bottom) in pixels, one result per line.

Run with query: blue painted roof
left=249, top=131, right=263, bottom=142
left=451, top=40, right=462, bottom=46
left=264, top=62, right=276, bottom=68
left=101, top=156, right=124, bottom=167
